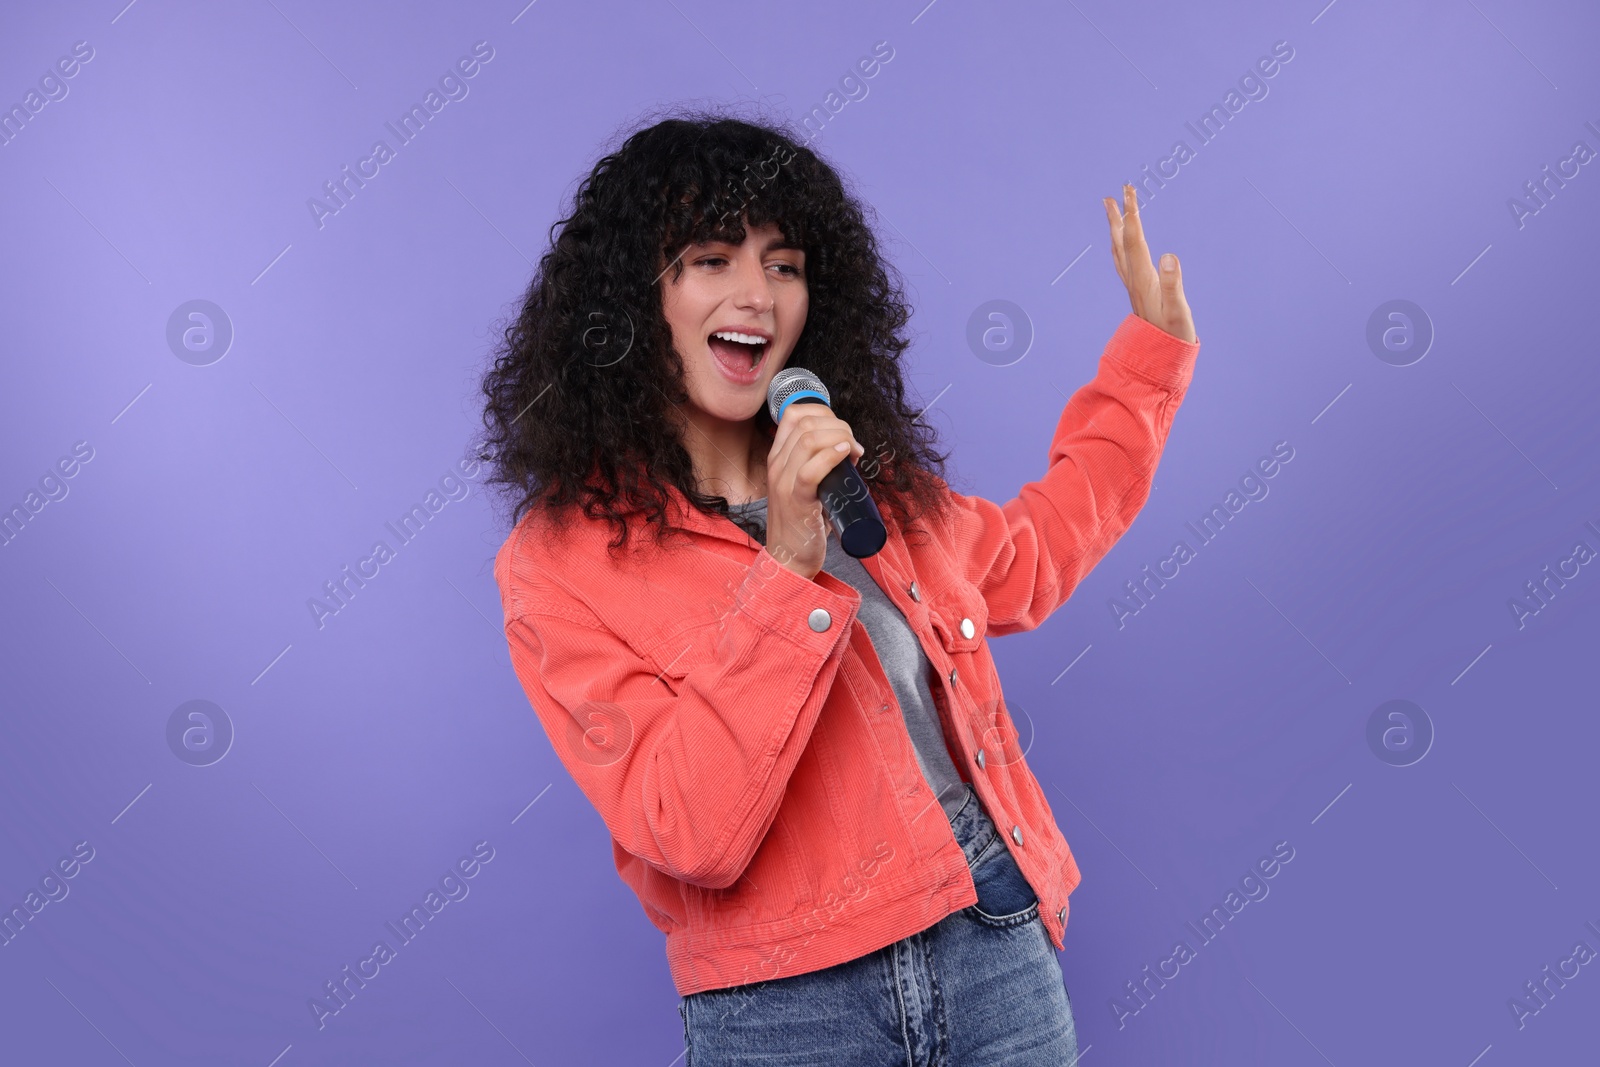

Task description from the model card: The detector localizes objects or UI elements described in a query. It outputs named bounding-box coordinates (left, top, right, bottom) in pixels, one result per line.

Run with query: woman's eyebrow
left=694, top=233, right=802, bottom=255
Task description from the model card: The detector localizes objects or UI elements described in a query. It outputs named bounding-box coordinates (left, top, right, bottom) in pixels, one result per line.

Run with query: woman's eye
left=692, top=256, right=800, bottom=276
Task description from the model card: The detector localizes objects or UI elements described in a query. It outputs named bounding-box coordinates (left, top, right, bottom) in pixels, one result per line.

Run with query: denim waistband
left=947, top=782, right=1002, bottom=868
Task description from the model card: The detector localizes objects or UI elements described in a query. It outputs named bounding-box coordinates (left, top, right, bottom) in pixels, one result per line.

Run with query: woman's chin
left=688, top=394, right=766, bottom=425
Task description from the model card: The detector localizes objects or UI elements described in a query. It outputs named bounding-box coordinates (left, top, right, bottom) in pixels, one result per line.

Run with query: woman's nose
left=735, top=258, right=773, bottom=313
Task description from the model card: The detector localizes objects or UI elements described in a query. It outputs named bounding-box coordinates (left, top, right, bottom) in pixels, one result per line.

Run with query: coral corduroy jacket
left=494, top=313, right=1200, bottom=997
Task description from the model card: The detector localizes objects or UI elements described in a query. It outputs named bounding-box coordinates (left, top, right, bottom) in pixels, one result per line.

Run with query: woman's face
left=660, top=219, right=809, bottom=426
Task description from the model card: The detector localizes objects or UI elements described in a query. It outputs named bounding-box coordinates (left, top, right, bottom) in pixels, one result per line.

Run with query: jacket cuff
left=730, top=545, right=861, bottom=652
left=1103, top=313, right=1201, bottom=393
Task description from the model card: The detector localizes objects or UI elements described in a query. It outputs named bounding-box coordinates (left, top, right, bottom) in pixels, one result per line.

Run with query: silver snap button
left=908, top=581, right=920, bottom=602
left=1057, top=905, right=1067, bottom=925
left=1011, top=825, right=1024, bottom=846
left=959, top=617, right=975, bottom=640
left=949, top=668, right=958, bottom=686
left=975, top=748, right=986, bottom=769
left=807, top=608, right=832, bottom=632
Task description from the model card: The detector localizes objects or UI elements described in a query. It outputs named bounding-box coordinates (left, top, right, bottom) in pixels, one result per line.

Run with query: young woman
left=480, top=110, right=1198, bottom=1064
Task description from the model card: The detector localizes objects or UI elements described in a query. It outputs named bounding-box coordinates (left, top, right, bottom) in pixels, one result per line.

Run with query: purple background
left=3, top=0, right=1597, bottom=1063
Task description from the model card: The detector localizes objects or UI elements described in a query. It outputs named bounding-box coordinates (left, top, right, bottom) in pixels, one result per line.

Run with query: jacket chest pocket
left=926, top=579, right=987, bottom=658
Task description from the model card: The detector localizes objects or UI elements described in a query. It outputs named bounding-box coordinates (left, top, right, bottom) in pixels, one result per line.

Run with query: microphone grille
left=767, top=367, right=829, bottom=423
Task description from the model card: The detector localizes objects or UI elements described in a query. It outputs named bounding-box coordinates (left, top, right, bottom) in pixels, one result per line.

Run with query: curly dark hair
left=475, top=105, right=953, bottom=557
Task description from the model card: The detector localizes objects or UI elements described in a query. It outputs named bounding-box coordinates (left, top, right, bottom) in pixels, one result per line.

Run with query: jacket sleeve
left=498, top=543, right=862, bottom=890
left=950, top=313, right=1201, bottom=636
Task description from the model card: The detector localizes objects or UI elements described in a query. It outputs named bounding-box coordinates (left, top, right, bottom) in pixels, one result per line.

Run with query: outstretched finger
left=1158, top=253, right=1197, bottom=342
left=1104, top=196, right=1128, bottom=284
left=1120, top=184, right=1157, bottom=289
left=1159, top=252, right=1184, bottom=296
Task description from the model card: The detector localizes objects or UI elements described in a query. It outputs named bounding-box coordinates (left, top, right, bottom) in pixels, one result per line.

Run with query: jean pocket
left=965, top=846, right=1039, bottom=928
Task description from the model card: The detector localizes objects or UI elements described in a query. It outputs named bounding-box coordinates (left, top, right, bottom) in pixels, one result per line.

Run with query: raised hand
left=1103, top=183, right=1197, bottom=344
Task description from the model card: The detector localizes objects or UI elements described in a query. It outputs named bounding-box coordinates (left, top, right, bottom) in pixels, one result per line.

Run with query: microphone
left=767, top=367, right=888, bottom=559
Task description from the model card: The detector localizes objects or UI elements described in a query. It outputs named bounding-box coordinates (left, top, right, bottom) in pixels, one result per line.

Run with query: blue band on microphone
left=775, top=390, right=829, bottom=420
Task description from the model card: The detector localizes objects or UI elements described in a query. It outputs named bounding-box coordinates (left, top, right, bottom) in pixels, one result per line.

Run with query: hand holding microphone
left=764, top=368, right=889, bottom=580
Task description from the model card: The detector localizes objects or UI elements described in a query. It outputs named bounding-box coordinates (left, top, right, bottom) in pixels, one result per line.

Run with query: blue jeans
left=678, top=782, right=1080, bottom=1065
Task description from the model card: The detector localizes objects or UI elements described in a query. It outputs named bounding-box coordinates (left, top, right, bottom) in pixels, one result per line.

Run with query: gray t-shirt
left=725, top=498, right=969, bottom=823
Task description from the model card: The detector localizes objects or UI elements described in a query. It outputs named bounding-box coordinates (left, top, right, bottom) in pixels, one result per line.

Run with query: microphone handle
left=792, top=399, right=888, bottom=558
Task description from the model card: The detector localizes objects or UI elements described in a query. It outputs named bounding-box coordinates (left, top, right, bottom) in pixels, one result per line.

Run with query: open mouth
left=708, top=330, right=770, bottom=368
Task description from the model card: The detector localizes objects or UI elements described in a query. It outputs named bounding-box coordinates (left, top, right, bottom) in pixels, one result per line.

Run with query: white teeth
left=712, top=330, right=767, bottom=346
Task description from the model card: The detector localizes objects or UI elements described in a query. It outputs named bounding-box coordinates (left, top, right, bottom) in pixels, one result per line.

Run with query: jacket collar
left=658, top=482, right=762, bottom=547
